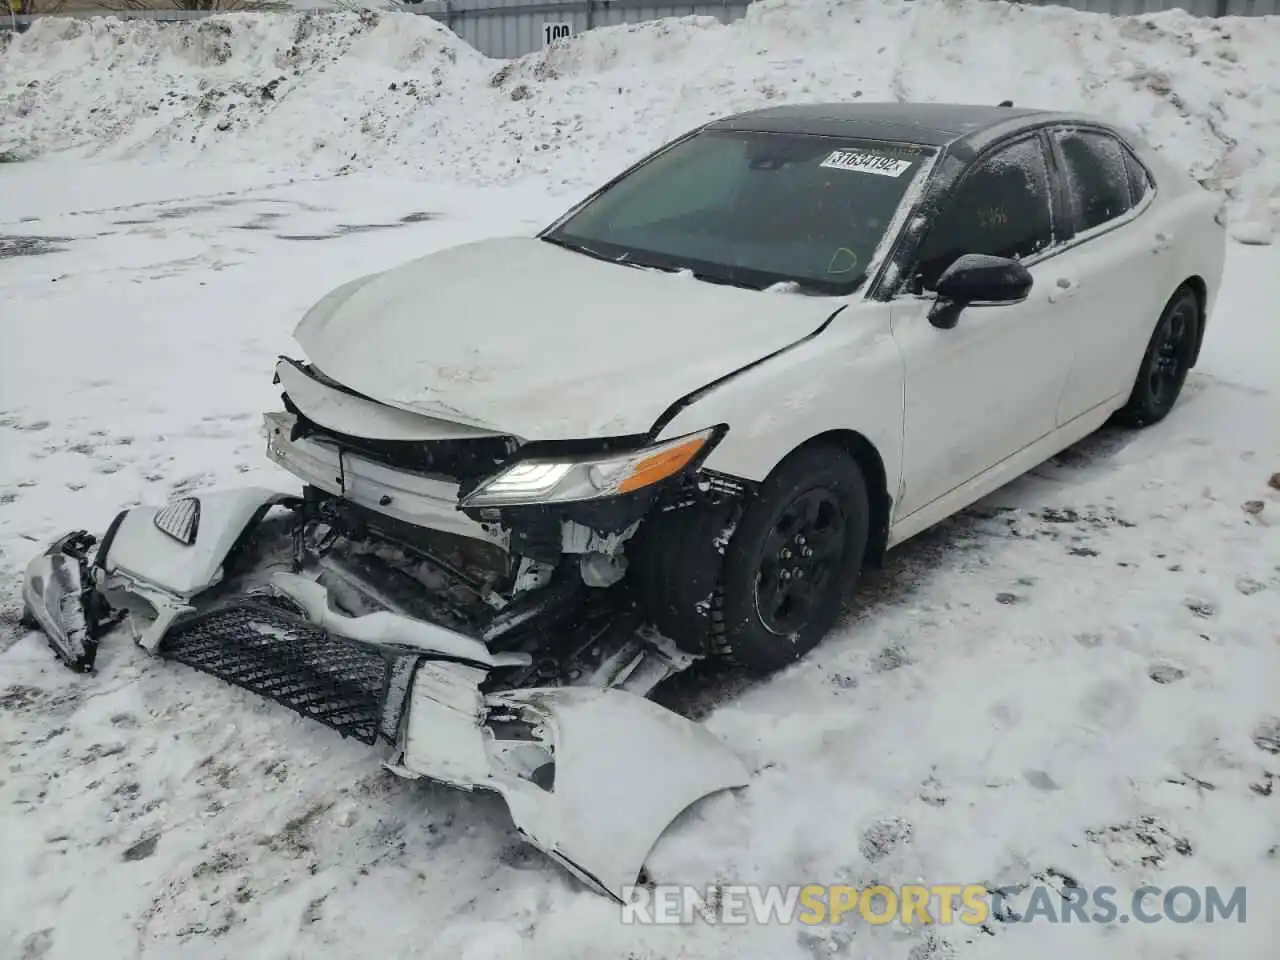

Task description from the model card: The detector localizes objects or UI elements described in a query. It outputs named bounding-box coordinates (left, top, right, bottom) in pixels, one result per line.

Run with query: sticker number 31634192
left=820, top=150, right=913, bottom=177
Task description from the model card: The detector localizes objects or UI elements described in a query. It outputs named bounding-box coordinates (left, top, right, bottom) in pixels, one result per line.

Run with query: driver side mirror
left=928, top=254, right=1034, bottom=329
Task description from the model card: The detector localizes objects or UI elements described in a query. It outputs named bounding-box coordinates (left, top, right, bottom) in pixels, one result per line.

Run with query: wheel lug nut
left=801, top=546, right=813, bottom=558
left=796, top=535, right=806, bottom=546
left=781, top=569, right=792, bottom=581
left=780, top=548, right=792, bottom=560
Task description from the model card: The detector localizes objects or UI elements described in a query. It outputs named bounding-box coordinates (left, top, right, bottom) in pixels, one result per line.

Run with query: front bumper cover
left=389, top=664, right=749, bottom=900
left=19, top=488, right=749, bottom=899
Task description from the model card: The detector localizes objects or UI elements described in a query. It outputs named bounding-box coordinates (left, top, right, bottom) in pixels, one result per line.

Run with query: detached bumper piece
left=19, top=487, right=750, bottom=899
left=160, top=599, right=416, bottom=746
left=389, top=672, right=750, bottom=900
left=22, top=530, right=120, bottom=673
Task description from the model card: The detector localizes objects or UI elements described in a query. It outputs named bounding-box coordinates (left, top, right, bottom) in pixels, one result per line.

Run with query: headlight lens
left=459, top=428, right=718, bottom=508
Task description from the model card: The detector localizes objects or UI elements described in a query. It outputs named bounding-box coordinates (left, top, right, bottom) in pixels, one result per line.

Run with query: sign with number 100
left=542, top=22, right=573, bottom=46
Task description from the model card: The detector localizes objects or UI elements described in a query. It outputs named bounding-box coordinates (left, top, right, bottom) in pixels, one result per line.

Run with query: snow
left=1230, top=218, right=1275, bottom=246
left=2, top=1, right=1280, bottom=958
left=2, top=0, right=1280, bottom=228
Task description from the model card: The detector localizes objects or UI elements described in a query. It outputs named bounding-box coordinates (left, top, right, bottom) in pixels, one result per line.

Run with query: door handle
left=1048, top=276, right=1078, bottom=304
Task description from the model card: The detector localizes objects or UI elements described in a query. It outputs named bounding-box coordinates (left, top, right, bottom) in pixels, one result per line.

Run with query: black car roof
left=707, top=101, right=1083, bottom=151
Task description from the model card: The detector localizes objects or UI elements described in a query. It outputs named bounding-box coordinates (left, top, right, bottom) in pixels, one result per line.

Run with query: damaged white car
left=22, top=101, right=1224, bottom=896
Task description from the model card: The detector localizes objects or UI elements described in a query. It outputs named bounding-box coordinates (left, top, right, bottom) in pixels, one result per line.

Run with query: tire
left=1113, top=286, right=1201, bottom=428
left=629, top=495, right=739, bottom=657
left=715, top=446, right=869, bottom=673
left=631, top=445, right=870, bottom=672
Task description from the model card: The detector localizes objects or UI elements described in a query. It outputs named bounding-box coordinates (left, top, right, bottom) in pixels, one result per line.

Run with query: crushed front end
left=264, top=356, right=745, bottom=661
left=17, top=371, right=750, bottom=895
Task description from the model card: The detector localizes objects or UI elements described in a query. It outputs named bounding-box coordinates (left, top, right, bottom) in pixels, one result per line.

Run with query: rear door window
left=1122, top=146, right=1153, bottom=207
left=913, top=136, right=1056, bottom=291
left=1052, top=128, right=1135, bottom=232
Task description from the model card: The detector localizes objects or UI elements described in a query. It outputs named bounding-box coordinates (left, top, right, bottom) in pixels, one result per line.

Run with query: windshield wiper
left=686, top=271, right=758, bottom=290
left=540, top=234, right=621, bottom=264
left=542, top=235, right=844, bottom=294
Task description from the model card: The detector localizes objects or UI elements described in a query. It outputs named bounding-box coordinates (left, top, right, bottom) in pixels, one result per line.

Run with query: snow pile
left=0, top=10, right=489, bottom=171
left=2, top=0, right=1279, bottom=231
left=492, top=0, right=1280, bottom=233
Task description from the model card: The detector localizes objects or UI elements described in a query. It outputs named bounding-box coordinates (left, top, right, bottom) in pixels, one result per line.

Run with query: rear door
left=891, top=132, right=1075, bottom=519
left=1044, top=126, right=1168, bottom=424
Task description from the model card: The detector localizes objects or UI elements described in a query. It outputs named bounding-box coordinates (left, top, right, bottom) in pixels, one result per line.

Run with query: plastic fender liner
left=389, top=663, right=750, bottom=900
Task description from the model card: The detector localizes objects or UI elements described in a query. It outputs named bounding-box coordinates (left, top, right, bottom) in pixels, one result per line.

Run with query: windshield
left=542, top=129, right=934, bottom=295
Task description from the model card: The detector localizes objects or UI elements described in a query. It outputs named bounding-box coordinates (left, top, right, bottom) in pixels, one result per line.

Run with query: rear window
left=1123, top=147, right=1153, bottom=206
left=1053, top=129, right=1134, bottom=232
left=543, top=129, right=934, bottom=295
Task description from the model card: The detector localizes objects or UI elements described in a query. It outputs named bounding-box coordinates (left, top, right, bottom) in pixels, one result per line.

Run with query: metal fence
left=423, top=0, right=1280, bottom=56
left=3, top=0, right=1278, bottom=57
left=1064, top=0, right=1277, bottom=12
left=412, top=0, right=750, bottom=58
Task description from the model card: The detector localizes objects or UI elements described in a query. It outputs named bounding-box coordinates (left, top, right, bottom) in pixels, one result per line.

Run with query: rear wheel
left=1113, top=287, right=1200, bottom=428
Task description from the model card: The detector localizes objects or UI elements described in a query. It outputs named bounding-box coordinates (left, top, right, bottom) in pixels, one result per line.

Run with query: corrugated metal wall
left=4, top=0, right=1278, bottom=50
left=1064, top=0, right=1277, bottom=14
left=407, top=0, right=1279, bottom=58
left=410, top=0, right=751, bottom=58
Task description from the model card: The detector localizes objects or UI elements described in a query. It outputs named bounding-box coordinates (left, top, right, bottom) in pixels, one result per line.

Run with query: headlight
left=459, top=428, right=720, bottom=508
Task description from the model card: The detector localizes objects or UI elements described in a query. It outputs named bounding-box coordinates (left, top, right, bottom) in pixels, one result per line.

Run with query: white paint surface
left=294, top=235, right=837, bottom=440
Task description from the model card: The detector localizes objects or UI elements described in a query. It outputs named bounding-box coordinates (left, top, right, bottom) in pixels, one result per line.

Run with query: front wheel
left=715, top=446, right=869, bottom=673
left=1113, top=286, right=1201, bottom=428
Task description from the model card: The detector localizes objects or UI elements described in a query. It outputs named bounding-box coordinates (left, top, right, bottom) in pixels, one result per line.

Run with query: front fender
left=656, top=302, right=903, bottom=490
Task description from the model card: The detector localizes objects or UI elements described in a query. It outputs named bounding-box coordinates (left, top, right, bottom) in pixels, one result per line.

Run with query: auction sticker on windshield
left=820, top=150, right=914, bottom=177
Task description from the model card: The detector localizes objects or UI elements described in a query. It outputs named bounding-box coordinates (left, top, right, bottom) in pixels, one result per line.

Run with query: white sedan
left=20, top=100, right=1228, bottom=898
left=271, top=100, right=1224, bottom=671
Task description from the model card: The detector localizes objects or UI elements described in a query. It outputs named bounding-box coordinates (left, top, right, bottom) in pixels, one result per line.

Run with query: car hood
left=293, top=236, right=841, bottom=440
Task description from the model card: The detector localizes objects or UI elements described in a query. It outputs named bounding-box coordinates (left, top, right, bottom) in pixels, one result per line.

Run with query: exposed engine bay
left=267, top=356, right=744, bottom=601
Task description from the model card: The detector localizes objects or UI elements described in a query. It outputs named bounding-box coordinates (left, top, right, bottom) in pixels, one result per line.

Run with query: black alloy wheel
left=754, top=487, right=848, bottom=636
left=1114, top=286, right=1201, bottom=428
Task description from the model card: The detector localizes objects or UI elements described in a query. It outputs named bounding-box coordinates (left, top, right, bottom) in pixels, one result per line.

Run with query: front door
left=892, top=133, right=1075, bottom=520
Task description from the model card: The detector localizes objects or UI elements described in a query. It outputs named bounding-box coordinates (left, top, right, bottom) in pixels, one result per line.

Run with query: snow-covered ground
left=2, top=2, right=1280, bottom=958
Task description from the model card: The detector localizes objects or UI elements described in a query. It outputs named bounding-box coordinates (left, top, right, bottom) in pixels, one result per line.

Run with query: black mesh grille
left=161, top=600, right=417, bottom=745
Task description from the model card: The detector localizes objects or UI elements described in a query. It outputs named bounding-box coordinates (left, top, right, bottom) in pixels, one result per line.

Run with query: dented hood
left=293, top=237, right=839, bottom=441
